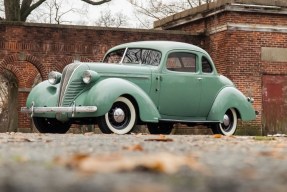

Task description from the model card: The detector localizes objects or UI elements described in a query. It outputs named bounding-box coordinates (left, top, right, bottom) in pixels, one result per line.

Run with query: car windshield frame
left=103, top=47, right=162, bottom=66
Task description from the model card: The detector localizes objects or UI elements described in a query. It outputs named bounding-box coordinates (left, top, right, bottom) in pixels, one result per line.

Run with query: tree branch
left=81, top=0, right=111, bottom=5
left=20, top=0, right=46, bottom=21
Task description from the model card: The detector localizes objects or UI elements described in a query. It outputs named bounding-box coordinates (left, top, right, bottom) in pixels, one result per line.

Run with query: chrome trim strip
left=21, top=106, right=97, bottom=114
left=120, top=48, right=128, bottom=64
left=101, top=74, right=150, bottom=79
left=160, top=119, right=220, bottom=123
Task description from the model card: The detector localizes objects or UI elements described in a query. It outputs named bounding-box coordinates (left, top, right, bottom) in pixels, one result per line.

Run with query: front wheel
left=98, top=97, right=137, bottom=134
left=33, top=117, right=71, bottom=133
left=211, top=108, right=237, bottom=136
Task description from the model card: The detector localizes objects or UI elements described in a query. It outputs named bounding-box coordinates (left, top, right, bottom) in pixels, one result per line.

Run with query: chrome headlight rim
left=82, top=71, right=92, bottom=84
left=48, top=71, right=62, bottom=85
left=82, top=70, right=100, bottom=84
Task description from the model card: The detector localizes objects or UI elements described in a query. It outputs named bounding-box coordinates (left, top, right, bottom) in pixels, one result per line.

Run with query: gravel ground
left=0, top=133, right=286, bottom=192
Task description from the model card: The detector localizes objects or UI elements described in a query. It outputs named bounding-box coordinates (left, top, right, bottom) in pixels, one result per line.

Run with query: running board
left=159, top=119, right=220, bottom=123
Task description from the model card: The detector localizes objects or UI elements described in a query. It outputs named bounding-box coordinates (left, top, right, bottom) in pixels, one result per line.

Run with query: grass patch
left=253, top=136, right=275, bottom=141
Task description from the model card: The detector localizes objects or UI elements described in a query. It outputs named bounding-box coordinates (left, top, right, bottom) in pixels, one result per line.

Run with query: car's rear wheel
left=212, top=108, right=237, bottom=136
left=33, top=117, right=71, bottom=133
left=98, top=97, right=137, bottom=134
left=147, top=123, right=173, bottom=135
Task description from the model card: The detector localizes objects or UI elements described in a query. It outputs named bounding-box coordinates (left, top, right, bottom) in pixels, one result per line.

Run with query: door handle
left=197, top=77, right=203, bottom=80
left=156, top=76, right=161, bottom=91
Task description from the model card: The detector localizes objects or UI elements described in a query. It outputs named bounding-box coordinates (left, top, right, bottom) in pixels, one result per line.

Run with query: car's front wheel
left=98, top=97, right=137, bottom=134
left=33, top=117, right=71, bottom=133
left=212, top=108, right=237, bottom=136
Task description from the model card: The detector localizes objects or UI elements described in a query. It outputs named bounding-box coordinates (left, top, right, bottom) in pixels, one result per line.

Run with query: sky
left=0, top=0, right=183, bottom=28
left=57, top=0, right=144, bottom=27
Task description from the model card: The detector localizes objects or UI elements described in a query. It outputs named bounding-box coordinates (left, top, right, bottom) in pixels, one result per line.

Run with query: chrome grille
left=58, top=63, right=83, bottom=107
left=61, top=80, right=86, bottom=106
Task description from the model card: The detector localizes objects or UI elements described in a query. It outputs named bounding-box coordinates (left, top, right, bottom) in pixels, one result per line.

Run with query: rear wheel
left=212, top=108, right=237, bottom=136
left=98, top=97, right=137, bottom=134
left=33, top=117, right=71, bottom=133
left=147, top=123, right=173, bottom=135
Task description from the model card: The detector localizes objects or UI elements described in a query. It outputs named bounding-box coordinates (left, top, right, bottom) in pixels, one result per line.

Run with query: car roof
left=107, top=41, right=208, bottom=54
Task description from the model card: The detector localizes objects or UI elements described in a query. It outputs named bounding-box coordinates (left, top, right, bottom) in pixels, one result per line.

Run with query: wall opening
left=0, top=70, right=18, bottom=132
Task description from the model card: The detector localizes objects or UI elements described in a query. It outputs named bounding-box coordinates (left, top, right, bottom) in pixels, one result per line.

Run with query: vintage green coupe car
left=21, top=41, right=256, bottom=135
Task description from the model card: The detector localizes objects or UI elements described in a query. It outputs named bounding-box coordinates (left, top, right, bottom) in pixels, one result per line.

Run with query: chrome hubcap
left=113, top=108, right=125, bottom=123
left=223, top=114, right=230, bottom=126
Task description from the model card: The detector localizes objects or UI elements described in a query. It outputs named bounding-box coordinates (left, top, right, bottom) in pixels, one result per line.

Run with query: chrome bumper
left=21, top=105, right=97, bottom=117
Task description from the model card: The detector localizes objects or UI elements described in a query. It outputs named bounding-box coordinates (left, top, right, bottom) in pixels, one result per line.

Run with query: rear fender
left=207, top=87, right=256, bottom=122
left=84, top=78, right=160, bottom=122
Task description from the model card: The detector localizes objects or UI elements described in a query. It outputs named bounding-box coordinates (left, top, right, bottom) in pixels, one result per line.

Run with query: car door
left=198, top=55, right=223, bottom=117
left=158, top=51, right=202, bottom=117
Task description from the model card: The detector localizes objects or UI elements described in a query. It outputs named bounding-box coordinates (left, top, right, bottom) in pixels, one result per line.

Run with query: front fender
left=83, top=78, right=160, bottom=122
left=207, top=87, right=256, bottom=122
left=25, top=80, right=59, bottom=118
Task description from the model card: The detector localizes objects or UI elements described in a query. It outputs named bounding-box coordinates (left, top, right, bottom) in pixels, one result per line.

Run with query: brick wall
left=0, top=22, right=200, bottom=131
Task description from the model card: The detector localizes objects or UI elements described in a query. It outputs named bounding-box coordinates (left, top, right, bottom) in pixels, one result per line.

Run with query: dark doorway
left=262, top=75, right=287, bottom=135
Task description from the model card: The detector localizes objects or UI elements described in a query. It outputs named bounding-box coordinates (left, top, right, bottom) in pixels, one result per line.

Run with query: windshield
left=104, top=48, right=161, bottom=66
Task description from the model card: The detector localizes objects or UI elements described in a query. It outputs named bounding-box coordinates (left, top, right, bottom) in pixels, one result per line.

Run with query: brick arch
left=2, top=63, right=41, bottom=89
left=0, top=53, right=48, bottom=80
left=55, top=56, right=94, bottom=72
left=3, top=64, right=23, bottom=86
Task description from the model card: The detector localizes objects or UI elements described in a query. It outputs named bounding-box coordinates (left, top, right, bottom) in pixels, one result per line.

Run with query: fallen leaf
left=144, top=135, right=173, bottom=142
left=213, top=134, right=222, bottom=138
left=55, top=153, right=209, bottom=175
left=84, top=132, right=94, bottom=136
left=8, top=136, right=33, bottom=142
left=122, top=144, right=144, bottom=151
left=257, top=149, right=285, bottom=160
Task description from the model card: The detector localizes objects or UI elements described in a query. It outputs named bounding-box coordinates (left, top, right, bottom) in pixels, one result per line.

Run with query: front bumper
left=21, top=104, right=97, bottom=117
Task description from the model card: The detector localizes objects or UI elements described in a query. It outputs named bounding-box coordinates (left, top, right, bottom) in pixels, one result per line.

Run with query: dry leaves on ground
left=213, top=134, right=222, bottom=139
left=54, top=153, right=209, bottom=175
left=257, top=149, right=286, bottom=160
left=144, top=135, right=173, bottom=142
left=122, top=144, right=144, bottom=151
left=7, top=135, right=33, bottom=142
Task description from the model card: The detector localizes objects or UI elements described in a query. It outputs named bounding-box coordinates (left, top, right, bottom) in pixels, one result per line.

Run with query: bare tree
left=129, top=0, right=214, bottom=28
left=0, top=78, right=8, bottom=131
left=0, top=71, right=18, bottom=132
left=3, top=0, right=111, bottom=22
left=94, top=9, right=128, bottom=28
left=29, top=0, right=88, bottom=24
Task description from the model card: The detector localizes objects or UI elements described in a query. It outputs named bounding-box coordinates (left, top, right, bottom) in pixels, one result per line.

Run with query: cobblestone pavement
left=0, top=133, right=286, bottom=192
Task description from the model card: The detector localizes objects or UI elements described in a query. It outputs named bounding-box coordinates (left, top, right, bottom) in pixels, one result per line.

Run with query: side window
left=103, top=49, right=125, bottom=63
left=123, top=48, right=161, bottom=66
left=166, top=52, right=196, bottom=72
left=202, top=57, right=213, bottom=73
left=123, top=48, right=141, bottom=64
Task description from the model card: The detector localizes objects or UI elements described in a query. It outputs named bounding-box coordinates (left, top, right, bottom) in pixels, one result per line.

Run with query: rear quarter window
left=166, top=52, right=196, bottom=73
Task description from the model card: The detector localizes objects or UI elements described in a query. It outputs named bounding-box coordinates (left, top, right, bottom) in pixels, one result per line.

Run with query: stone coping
left=0, top=21, right=198, bottom=36
left=154, top=0, right=287, bottom=28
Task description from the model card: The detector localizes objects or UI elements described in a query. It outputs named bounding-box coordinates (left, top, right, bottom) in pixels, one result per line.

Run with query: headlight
left=82, top=70, right=100, bottom=84
left=48, top=71, right=62, bottom=85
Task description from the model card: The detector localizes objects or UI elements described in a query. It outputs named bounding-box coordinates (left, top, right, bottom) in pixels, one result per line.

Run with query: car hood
left=77, top=62, right=154, bottom=94
left=85, top=62, right=154, bottom=76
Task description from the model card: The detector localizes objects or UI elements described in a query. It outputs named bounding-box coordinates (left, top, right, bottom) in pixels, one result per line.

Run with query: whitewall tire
left=212, top=108, right=237, bottom=136
left=98, top=97, right=137, bottom=135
